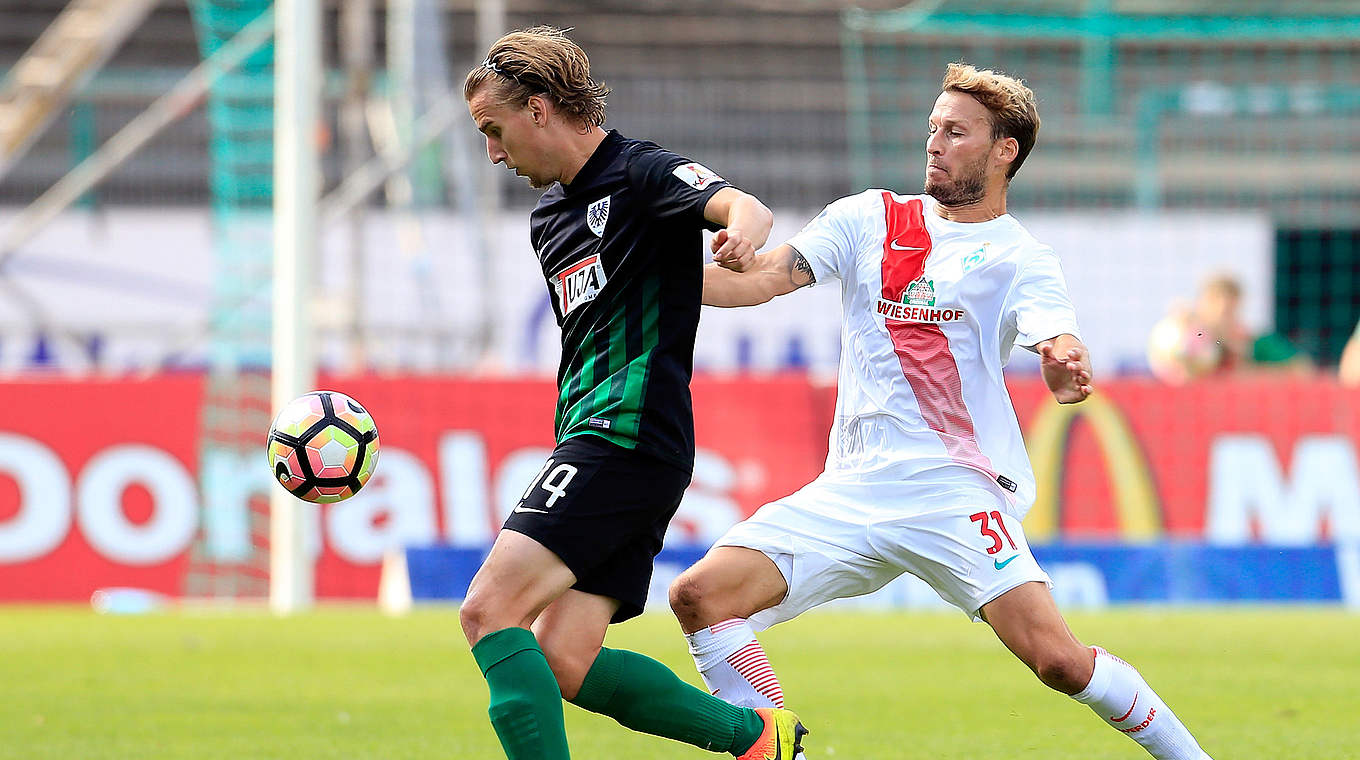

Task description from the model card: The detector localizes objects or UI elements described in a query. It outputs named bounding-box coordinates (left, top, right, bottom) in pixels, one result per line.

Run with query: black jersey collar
left=561, top=129, right=623, bottom=194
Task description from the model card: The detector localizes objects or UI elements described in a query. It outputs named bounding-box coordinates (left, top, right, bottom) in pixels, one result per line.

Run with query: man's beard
left=925, top=155, right=988, bottom=206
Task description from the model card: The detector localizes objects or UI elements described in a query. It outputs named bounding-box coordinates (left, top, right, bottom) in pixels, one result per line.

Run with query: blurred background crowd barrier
left=0, top=0, right=1357, bottom=606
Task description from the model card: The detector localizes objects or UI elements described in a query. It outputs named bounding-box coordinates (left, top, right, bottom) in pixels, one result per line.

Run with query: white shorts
left=714, top=478, right=1051, bottom=629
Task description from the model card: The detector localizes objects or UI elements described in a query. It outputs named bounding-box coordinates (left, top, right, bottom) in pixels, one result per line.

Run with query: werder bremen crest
left=903, top=276, right=936, bottom=307
left=587, top=195, right=610, bottom=237
left=961, top=242, right=990, bottom=274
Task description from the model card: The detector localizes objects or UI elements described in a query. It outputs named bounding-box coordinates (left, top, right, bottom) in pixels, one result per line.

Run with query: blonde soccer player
left=671, top=63, right=1214, bottom=760
left=460, top=26, right=805, bottom=760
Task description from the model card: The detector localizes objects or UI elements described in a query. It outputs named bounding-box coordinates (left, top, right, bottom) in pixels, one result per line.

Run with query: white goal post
left=270, top=0, right=320, bottom=615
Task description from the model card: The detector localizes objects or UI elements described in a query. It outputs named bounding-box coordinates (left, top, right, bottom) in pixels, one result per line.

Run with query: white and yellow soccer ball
left=267, top=390, right=380, bottom=503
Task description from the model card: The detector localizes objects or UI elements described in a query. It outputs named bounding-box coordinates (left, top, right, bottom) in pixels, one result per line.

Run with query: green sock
left=470, top=627, right=571, bottom=760
left=570, top=646, right=764, bottom=755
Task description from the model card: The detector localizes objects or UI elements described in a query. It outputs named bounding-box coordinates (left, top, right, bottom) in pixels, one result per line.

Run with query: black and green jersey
left=529, top=130, right=730, bottom=469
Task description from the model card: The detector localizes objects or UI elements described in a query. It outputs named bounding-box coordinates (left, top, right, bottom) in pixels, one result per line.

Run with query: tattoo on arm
left=791, top=252, right=816, bottom=287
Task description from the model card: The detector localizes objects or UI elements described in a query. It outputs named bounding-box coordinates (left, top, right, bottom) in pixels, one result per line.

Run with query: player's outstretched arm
left=703, top=186, right=773, bottom=273
left=703, top=243, right=815, bottom=308
left=1036, top=333, right=1093, bottom=404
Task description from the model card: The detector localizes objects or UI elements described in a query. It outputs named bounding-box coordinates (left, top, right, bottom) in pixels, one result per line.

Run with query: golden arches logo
left=1024, top=393, right=1162, bottom=542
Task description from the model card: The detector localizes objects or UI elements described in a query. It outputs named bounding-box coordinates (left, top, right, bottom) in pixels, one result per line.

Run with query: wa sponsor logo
left=586, top=195, right=610, bottom=237
left=553, top=255, right=608, bottom=315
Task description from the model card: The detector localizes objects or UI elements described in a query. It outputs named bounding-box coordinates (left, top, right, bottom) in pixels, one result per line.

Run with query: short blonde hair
left=1202, top=273, right=1242, bottom=300
left=463, top=26, right=610, bottom=127
left=941, top=62, right=1040, bottom=179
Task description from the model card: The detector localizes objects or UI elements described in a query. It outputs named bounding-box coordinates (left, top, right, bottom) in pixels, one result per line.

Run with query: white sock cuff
left=684, top=618, right=756, bottom=672
left=1072, top=646, right=1112, bottom=704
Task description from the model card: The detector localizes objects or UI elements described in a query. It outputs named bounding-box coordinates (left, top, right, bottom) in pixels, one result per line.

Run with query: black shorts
left=502, top=435, right=692, bottom=623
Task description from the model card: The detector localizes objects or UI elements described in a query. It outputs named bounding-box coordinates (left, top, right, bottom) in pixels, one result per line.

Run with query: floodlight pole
left=476, top=0, right=505, bottom=359
left=271, top=0, right=320, bottom=615
left=476, top=0, right=505, bottom=223
left=340, top=0, right=374, bottom=371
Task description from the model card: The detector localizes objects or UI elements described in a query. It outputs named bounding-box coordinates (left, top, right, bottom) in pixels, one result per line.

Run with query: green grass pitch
left=2, top=605, right=1356, bottom=759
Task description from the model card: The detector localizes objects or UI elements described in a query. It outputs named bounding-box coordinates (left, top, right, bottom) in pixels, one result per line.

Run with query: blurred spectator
left=1339, top=321, right=1360, bottom=387
left=1148, top=273, right=1313, bottom=384
left=1146, top=273, right=1250, bottom=383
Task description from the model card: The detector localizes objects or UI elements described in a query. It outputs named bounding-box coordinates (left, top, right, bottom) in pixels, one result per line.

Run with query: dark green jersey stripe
left=555, top=328, right=596, bottom=439
left=606, top=301, right=632, bottom=417
left=555, top=276, right=660, bottom=447
left=613, top=275, right=660, bottom=439
left=594, top=299, right=629, bottom=421
left=556, top=299, right=626, bottom=444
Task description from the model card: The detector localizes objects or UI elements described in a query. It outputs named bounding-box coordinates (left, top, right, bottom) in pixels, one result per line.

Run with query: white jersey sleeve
left=785, top=190, right=877, bottom=286
left=1004, top=247, right=1082, bottom=349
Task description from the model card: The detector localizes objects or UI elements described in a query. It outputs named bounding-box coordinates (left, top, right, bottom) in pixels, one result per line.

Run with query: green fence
left=185, top=0, right=275, bottom=600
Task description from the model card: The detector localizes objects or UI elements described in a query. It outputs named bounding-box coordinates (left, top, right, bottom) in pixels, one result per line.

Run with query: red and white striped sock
left=1073, top=646, right=1213, bottom=760
left=684, top=618, right=785, bottom=709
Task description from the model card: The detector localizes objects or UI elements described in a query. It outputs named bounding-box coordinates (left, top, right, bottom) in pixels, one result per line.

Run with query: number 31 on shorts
left=970, top=510, right=1018, bottom=555
left=520, top=458, right=580, bottom=509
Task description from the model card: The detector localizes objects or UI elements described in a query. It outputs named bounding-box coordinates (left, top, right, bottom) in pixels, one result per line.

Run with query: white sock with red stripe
left=683, top=618, right=785, bottom=709
left=1073, top=646, right=1213, bottom=760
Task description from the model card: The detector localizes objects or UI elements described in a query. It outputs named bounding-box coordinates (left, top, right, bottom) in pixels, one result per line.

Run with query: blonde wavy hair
left=941, top=62, right=1040, bottom=179
left=464, top=26, right=610, bottom=127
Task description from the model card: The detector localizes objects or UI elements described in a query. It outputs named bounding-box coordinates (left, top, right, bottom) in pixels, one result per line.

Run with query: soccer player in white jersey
left=670, top=63, right=1215, bottom=760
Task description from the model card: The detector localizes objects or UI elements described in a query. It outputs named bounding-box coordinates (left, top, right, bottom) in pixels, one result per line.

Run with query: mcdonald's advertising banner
left=1, top=374, right=1358, bottom=605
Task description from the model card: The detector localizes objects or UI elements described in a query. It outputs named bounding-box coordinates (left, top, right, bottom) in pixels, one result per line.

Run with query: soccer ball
left=267, top=390, right=380, bottom=503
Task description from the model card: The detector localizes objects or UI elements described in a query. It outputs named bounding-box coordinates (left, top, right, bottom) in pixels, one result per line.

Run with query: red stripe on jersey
left=879, top=192, right=996, bottom=476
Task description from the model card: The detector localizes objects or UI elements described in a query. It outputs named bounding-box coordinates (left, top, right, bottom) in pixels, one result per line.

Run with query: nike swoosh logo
left=888, top=239, right=925, bottom=251
left=993, top=555, right=1018, bottom=570
left=1111, top=692, right=1139, bottom=722
left=512, top=505, right=550, bottom=514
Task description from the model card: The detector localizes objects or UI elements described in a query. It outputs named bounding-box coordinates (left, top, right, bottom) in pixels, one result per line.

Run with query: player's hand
left=711, top=228, right=756, bottom=272
left=1040, top=340, right=1093, bottom=404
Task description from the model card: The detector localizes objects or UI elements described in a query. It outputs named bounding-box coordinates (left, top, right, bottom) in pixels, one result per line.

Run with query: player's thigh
left=504, top=437, right=686, bottom=569
left=719, top=494, right=901, bottom=631
left=461, top=528, right=578, bottom=642
left=532, top=589, right=619, bottom=700
left=670, top=545, right=789, bottom=629
left=508, top=436, right=692, bottom=624
left=871, top=505, right=1051, bottom=622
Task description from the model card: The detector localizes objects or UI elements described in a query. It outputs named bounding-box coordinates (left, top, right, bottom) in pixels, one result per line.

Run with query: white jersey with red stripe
left=787, top=189, right=1081, bottom=519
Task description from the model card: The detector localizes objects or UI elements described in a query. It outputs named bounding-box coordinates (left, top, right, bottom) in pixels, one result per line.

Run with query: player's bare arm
left=702, top=243, right=815, bottom=308
left=703, top=186, right=773, bottom=273
left=1035, top=333, right=1093, bottom=404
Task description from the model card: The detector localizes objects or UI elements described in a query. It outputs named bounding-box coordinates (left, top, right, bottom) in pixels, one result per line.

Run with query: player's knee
left=458, top=596, right=487, bottom=644
left=458, top=590, right=507, bottom=645
left=667, top=570, right=713, bottom=624
left=1033, top=648, right=1094, bottom=695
